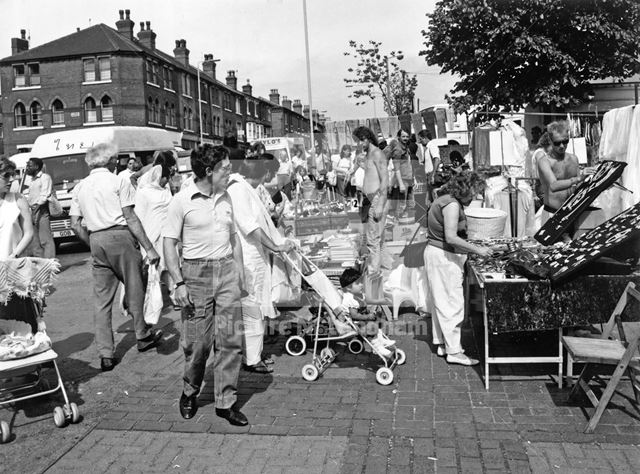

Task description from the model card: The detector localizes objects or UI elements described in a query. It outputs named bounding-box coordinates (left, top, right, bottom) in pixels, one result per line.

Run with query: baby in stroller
left=337, top=268, right=396, bottom=357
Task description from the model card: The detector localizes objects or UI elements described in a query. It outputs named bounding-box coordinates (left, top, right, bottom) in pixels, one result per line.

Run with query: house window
left=98, top=57, right=111, bottom=81
left=51, top=99, right=64, bottom=125
left=30, top=101, right=43, bottom=127
left=235, top=97, right=241, bottom=114
left=101, top=96, right=113, bottom=122
left=169, top=104, right=176, bottom=127
left=83, top=59, right=96, bottom=82
left=187, top=108, right=193, bottom=130
left=182, top=74, right=191, bottom=96
left=84, top=97, right=97, bottom=123
left=183, top=107, right=188, bottom=129
left=13, top=65, right=25, bottom=87
left=154, top=99, right=160, bottom=123
left=146, top=60, right=154, bottom=83
left=28, top=63, right=40, bottom=86
left=203, top=112, right=208, bottom=134
left=163, top=67, right=174, bottom=90
left=14, top=103, right=27, bottom=127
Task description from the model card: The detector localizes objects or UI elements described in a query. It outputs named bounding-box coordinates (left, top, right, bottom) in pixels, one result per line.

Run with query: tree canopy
left=421, top=0, right=640, bottom=113
left=344, top=40, right=418, bottom=116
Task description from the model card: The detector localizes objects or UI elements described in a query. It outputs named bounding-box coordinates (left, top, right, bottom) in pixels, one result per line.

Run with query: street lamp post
left=302, top=0, right=315, bottom=151
left=197, top=65, right=203, bottom=146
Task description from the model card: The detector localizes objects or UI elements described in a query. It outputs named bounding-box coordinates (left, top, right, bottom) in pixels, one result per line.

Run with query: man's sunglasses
left=1, top=171, right=16, bottom=180
left=553, top=139, right=570, bottom=147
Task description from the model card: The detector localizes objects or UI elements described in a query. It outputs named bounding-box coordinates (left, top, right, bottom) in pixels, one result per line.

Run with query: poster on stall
left=544, top=201, right=640, bottom=284
left=535, top=160, right=627, bottom=245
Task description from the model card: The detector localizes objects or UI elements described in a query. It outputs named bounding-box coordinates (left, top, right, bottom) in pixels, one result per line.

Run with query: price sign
left=544, top=202, right=640, bottom=284
left=535, top=161, right=627, bottom=245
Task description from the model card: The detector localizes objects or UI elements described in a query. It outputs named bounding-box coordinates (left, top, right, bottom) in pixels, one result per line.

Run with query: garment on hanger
left=622, top=105, right=640, bottom=210
left=599, top=105, right=634, bottom=161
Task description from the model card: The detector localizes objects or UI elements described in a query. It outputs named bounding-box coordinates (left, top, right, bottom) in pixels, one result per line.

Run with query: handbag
left=48, top=194, right=63, bottom=217
left=399, top=215, right=428, bottom=268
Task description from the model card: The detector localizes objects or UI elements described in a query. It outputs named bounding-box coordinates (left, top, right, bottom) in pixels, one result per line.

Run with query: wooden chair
left=562, top=282, right=640, bottom=433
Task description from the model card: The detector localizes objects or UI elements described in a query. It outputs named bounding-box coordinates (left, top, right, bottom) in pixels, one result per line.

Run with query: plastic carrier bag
left=143, top=265, right=163, bottom=325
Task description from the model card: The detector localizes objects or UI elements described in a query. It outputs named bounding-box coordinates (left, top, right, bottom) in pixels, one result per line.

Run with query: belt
left=89, top=225, right=128, bottom=235
left=183, top=254, right=233, bottom=264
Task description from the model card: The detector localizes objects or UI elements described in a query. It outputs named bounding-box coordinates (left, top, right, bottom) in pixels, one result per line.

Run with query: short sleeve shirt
left=69, top=168, right=135, bottom=232
left=162, top=181, right=235, bottom=260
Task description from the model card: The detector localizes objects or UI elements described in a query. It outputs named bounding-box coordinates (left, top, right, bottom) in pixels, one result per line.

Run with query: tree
left=344, top=40, right=418, bottom=116
left=421, top=0, right=640, bottom=113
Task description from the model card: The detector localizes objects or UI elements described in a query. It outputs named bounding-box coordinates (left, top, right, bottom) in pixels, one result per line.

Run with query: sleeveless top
left=0, top=193, right=23, bottom=259
left=427, top=194, right=466, bottom=254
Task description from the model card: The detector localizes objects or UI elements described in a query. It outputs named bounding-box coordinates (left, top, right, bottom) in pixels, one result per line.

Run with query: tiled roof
left=0, top=24, right=141, bottom=63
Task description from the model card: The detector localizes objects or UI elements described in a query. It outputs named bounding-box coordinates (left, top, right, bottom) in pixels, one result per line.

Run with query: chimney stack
left=293, top=99, right=303, bottom=115
left=202, top=54, right=217, bottom=80
left=115, top=9, right=135, bottom=41
left=242, top=79, right=253, bottom=96
left=269, top=89, right=280, bottom=105
left=11, top=29, right=29, bottom=55
left=226, top=70, right=237, bottom=90
left=137, top=20, right=156, bottom=49
left=282, top=96, right=292, bottom=110
left=303, top=105, right=310, bottom=119
left=173, top=39, right=189, bottom=66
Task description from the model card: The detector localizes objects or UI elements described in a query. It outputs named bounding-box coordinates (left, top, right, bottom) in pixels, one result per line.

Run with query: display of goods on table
left=535, top=160, right=627, bottom=245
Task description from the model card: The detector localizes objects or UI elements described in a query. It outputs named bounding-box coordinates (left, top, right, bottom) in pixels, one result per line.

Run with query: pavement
left=1, top=245, right=640, bottom=473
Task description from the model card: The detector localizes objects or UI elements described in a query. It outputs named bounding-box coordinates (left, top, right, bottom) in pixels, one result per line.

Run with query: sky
left=0, top=0, right=457, bottom=121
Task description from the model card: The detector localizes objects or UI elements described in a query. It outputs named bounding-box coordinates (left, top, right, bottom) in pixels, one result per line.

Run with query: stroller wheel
left=69, top=403, right=81, bottom=424
left=348, top=339, right=364, bottom=354
left=0, top=420, right=10, bottom=443
left=395, top=349, right=406, bottom=365
left=53, top=406, right=66, bottom=428
left=285, top=336, right=307, bottom=356
left=320, top=347, right=336, bottom=360
left=376, top=367, right=394, bottom=386
left=301, top=364, right=319, bottom=381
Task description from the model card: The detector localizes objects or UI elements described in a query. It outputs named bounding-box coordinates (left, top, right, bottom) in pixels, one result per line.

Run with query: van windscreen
left=43, top=154, right=90, bottom=187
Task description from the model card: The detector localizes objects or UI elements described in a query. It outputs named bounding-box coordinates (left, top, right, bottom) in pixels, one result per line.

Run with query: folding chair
left=562, top=282, right=640, bottom=433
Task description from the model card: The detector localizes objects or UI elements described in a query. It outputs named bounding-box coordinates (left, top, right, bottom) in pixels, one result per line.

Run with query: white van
left=29, top=126, right=176, bottom=245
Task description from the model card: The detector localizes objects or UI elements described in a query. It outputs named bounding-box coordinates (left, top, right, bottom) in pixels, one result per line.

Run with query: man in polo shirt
left=24, top=157, right=55, bottom=258
left=70, top=142, right=163, bottom=372
left=163, top=145, right=248, bottom=426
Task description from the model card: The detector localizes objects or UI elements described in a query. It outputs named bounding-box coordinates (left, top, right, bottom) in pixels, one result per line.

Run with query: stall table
left=466, top=264, right=640, bottom=389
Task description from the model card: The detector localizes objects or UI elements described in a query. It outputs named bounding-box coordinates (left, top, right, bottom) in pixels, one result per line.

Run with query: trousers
left=425, top=245, right=467, bottom=355
left=30, top=208, right=55, bottom=259
left=89, top=228, right=151, bottom=358
left=181, top=256, right=242, bottom=409
left=363, top=193, right=388, bottom=275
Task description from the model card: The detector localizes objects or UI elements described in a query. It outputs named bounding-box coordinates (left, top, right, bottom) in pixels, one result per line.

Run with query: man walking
left=70, top=143, right=163, bottom=372
left=163, top=145, right=248, bottom=426
left=24, top=158, right=55, bottom=258
left=416, top=130, right=441, bottom=207
left=353, top=126, right=389, bottom=280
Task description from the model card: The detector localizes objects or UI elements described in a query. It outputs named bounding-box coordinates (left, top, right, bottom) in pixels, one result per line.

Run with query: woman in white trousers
left=424, top=171, right=492, bottom=366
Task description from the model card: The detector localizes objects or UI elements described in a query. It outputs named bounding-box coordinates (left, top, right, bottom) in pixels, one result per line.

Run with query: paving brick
left=457, top=439, right=480, bottom=458
left=97, top=419, right=136, bottom=431
left=459, top=456, right=483, bottom=473
left=434, top=447, right=456, bottom=467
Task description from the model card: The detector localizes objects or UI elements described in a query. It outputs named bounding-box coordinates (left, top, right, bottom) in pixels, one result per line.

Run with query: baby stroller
left=0, top=258, right=79, bottom=443
left=280, top=252, right=406, bottom=385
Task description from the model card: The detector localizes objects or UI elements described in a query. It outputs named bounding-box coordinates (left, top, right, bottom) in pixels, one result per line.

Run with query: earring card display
left=535, top=161, right=627, bottom=245
left=544, top=202, right=640, bottom=284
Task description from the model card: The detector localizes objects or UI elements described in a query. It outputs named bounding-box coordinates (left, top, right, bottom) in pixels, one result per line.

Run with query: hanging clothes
left=622, top=105, right=640, bottom=210
left=434, top=109, right=447, bottom=138
left=378, top=117, right=390, bottom=138
left=371, top=118, right=382, bottom=137
left=398, top=114, right=412, bottom=132
left=388, top=116, right=400, bottom=136
left=411, top=113, right=424, bottom=135
left=599, top=105, right=634, bottom=161
left=422, top=110, right=437, bottom=138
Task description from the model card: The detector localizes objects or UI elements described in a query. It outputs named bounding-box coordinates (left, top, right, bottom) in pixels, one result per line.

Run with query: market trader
left=70, top=143, right=164, bottom=372
left=163, top=145, right=248, bottom=426
left=537, top=120, right=585, bottom=226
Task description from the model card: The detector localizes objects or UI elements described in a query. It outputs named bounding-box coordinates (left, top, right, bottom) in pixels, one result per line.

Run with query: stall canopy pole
left=303, top=0, right=315, bottom=151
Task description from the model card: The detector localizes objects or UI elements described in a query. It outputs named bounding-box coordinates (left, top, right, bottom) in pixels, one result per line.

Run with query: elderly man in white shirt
left=70, top=143, right=163, bottom=372
left=163, top=145, right=247, bottom=427
left=23, top=157, right=55, bottom=258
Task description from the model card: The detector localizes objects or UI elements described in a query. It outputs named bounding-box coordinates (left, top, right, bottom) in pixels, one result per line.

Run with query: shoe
left=261, top=357, right=275, bottom=365
left=100, top=357, right=117, bottom=372
left=243, top=361, right=273, bottom=374
left=436, top=345, right=446, bottom=357
left=446, top=353, right=479, bottom=366
left=215, top=407, right=249, bottom=426
left=179, top=392, right=197, bottom=419
left=378, top=330, right=396, bottom=347
left=137, top=329, right=164, bottom=352
left=371, top=339, right=392, bottom=358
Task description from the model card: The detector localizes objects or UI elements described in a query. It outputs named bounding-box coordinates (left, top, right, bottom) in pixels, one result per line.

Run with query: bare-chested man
left=537, top=121, right=585, bottom=225
left=353, top=126, right=389, bottom=278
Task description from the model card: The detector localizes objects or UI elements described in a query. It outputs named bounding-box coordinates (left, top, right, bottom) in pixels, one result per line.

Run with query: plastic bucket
left=464, top=207, right=507, bottom=240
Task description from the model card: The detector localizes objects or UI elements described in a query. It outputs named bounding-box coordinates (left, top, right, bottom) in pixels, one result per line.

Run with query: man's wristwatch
left=174, top=281, right=185, bottom=288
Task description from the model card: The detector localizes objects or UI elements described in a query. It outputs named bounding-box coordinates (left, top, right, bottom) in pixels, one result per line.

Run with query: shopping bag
left=48, top=194, right=63, bottom=217
left=272, top=252, right=302, bottom=307
left=143, top=265, right=163, bottom=325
